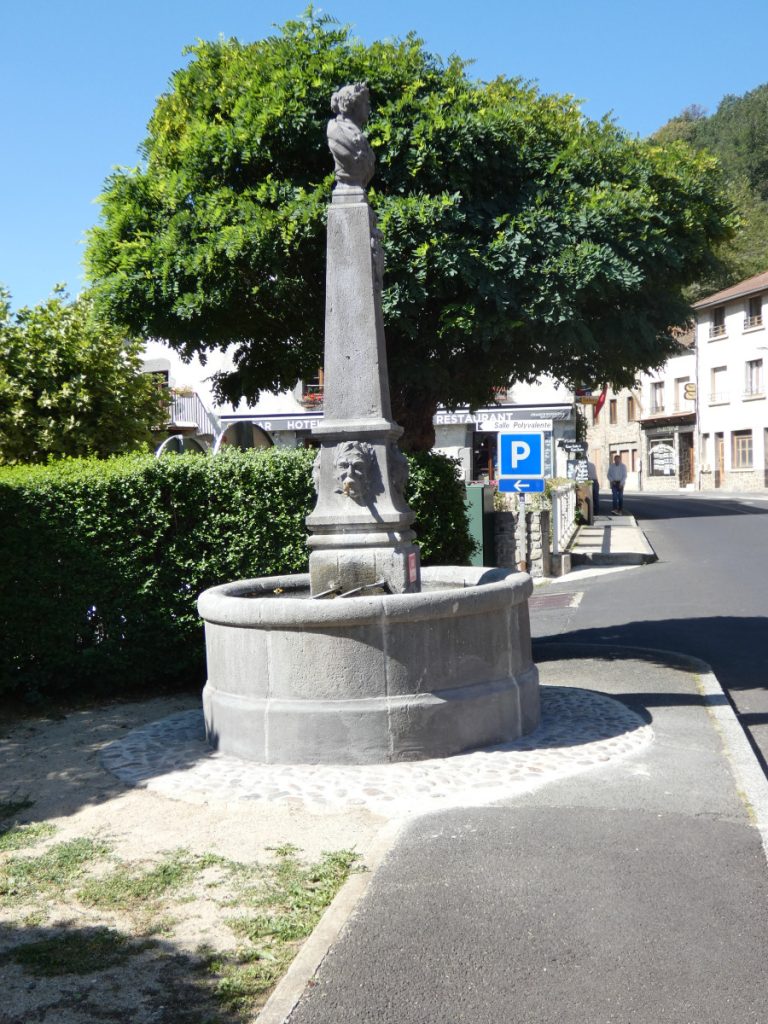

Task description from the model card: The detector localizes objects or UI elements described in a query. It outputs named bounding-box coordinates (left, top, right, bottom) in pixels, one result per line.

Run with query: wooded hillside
left=653, top=85, right=768, bottom=294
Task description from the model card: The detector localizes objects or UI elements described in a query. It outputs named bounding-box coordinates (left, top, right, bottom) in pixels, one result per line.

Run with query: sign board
left=478, top=416, right=553, bottom=433
left=498, top=431, right=545, bottom=480
left=498, top=478, right=546, bottom=494
left=577, top=396, right=600, bottom=405
left=408, top=552, right=418, bottom=584
left=650, top=442, right=675, bottom=475
left=567, top=458, right=589, bottom=482
left=684, top=383, right=697, bottom=401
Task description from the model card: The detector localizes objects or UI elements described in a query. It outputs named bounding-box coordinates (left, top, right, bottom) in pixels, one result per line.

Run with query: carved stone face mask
left=333, top=441, right=375, bottom=502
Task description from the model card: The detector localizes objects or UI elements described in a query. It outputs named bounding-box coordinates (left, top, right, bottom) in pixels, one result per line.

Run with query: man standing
left=607, top=454, right=627, bottom=514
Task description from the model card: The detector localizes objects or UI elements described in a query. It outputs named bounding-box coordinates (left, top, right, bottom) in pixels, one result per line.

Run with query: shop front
left=433, top=405, right=577, bottom=483
left=640, top=414, right=696, bottom=490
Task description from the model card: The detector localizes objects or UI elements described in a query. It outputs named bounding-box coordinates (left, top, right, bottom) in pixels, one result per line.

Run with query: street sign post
left=497, top=431, right=545, bottom=506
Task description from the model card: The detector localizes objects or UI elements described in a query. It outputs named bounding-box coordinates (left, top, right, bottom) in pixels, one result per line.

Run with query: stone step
left=568, top=515, right=657, bottom=566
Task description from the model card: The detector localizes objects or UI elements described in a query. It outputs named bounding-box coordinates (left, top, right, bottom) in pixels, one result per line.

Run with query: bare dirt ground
left=0, top=695, right=384, bottom=1024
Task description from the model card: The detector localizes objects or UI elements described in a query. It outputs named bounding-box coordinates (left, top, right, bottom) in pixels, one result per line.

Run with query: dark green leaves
left=87, top=12, right=734, bottom=446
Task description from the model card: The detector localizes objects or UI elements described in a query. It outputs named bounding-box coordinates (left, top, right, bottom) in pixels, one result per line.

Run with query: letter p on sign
left=498, top=431, right=545, bottom=478
left=510, top=441, right=531, bottom=468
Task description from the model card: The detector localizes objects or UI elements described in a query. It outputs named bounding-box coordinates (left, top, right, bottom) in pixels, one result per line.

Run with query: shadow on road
left=627, top=495, right=768, bottom=520
left=535, top=616, right=768, bottom=695
left=534, top=628, right=768, bottom=774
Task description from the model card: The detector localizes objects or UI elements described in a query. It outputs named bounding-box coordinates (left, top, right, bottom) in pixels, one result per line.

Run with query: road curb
left=255, top=818, right=404, bottom=1024
left=257, top=640, right=768, bottom=1021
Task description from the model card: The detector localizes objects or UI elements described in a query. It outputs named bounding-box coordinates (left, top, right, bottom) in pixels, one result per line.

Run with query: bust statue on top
left=327, top=82, right=375, bottom=189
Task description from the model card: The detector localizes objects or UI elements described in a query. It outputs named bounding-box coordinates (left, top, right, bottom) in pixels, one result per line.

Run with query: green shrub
left=0, top=448, right=471, bottom=703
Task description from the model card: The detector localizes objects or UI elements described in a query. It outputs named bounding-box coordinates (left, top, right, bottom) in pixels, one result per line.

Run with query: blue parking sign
left=498, top=432, right=544, bottom=479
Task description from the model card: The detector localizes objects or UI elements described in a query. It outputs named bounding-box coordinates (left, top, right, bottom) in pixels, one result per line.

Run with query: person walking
left=607, top=454, right=627, bottom=514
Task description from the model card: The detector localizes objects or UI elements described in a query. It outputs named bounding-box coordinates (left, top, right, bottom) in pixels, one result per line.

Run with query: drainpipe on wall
left=694, top=319, right=702, bottom=491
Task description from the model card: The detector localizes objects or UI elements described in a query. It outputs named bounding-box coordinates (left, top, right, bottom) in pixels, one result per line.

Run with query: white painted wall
left=696, top=293, right=767, bottom=485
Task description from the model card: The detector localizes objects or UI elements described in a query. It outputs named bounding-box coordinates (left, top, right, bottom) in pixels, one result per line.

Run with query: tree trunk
left=392, top=390, right=438, bottom=453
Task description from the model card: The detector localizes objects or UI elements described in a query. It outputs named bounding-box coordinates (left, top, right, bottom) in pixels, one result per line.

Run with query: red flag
left=594, top=386, right=608, bottom=416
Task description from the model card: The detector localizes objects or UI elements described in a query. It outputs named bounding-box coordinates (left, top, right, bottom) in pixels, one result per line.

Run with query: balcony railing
left=744, top=384, right=764, bottom=398
left=709, top=324, right=727, bottom=339
left=298, top=384, right=324, bottom=409
left=650, top=402, right=665, bottom=414
left=169, top=391, right=219, bottom=436
left=709, top=391, right=730, bottom=404
left=744, top=314, right=763, bottom=330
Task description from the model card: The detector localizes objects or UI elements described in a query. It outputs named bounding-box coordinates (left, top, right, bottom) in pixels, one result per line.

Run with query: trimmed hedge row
left=0, top=447, right=473, bottom=702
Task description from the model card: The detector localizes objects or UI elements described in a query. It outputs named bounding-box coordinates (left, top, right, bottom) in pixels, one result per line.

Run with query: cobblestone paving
left=101, top=686, right=652, bottom=817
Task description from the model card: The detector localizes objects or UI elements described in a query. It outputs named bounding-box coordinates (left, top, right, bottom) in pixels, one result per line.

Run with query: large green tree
left=0, top=288, right=167, bottom=464
left=87, top=12, right=734, bottom=449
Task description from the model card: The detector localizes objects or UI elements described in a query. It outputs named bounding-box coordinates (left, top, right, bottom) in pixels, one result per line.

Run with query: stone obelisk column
left=306, top=83, right=421, bottom=596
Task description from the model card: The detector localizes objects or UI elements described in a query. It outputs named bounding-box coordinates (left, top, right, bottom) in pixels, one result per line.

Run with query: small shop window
left=649, top=436, right=675, bottom=476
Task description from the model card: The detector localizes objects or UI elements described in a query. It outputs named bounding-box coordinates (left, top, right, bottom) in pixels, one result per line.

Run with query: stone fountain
left=198, top=84, right=539, bottom=764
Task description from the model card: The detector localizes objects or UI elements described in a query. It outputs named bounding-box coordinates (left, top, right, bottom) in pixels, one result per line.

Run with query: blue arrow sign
left=497, top=478, right=546, bottom=494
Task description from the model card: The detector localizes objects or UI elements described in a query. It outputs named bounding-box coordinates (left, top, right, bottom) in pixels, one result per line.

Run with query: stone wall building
left=585, top=336, right=696, bottom=493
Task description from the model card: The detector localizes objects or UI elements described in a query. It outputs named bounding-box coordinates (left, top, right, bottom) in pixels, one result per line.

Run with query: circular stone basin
left=198, top=565, right=540, bottom=765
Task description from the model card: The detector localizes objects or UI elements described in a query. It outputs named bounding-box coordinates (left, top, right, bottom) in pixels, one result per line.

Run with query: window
left=674, top=377, right=690, bottom=411
left=745, top=359, right=763, bottom=397
left=732, top=430, right=753, bottom=469
left=472, top=431, right=498, bottom=482
left=651, top=382, right=664, bottom=414
left=649, top=436, right=675, bottom=476
left=626, top=396, right=637, bottom=422
left=710, top=366, right=728, bottom=404
left=745, top=295, right=763, bottom=330
left=609, top=399, right=618, bottom=424
left=300, top=368, right=325, bottom=408
left=710, top=306, right=726, bottom=339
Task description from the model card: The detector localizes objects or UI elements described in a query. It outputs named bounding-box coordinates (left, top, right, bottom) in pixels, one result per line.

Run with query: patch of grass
left=9, top=926, right=152, bottom=977
left=0, top=837, right=110, bottom=905
left=78, top=849, right=218, bottom=912
left=211, top=846, right=361, bottom=1015
left=0, top=822, right=56, bottom=853
left=208, top=948, right=291, bottom=1016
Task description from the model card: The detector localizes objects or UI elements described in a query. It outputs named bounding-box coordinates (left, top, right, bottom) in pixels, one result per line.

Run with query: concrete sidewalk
left=275, top=646, right=768, bottom=1024
left=568, top=514, right=657, bottom=567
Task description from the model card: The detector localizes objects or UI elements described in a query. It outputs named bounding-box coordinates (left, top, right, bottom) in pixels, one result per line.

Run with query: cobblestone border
left=101, top=686, right=652, bottom=817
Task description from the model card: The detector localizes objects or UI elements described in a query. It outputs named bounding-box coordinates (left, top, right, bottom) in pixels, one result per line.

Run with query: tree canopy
left=0, top=288, right=166, bottom=464
left=87, top=11, right=734, bottom=449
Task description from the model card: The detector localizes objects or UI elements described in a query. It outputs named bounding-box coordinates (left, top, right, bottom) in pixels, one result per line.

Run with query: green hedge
left=0, top=448, right=472, bottom=703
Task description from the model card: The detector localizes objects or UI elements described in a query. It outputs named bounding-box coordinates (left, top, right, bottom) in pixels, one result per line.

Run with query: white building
left=141, top=340, right=578, bottom=479
left=693, top=270, right=768, bottom=491
left=585, top=338, right=696, bottom=492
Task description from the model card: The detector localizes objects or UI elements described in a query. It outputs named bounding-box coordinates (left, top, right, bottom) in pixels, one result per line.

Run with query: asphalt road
left=283, top=491, right=768, bottom=1024
left=532, top=490, right=768, bottom=773
left=288, top=651, right=768, bottom=1024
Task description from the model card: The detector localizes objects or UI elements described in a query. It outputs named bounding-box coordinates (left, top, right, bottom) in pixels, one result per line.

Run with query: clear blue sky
left=3, top=0, right=768, bottom=311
